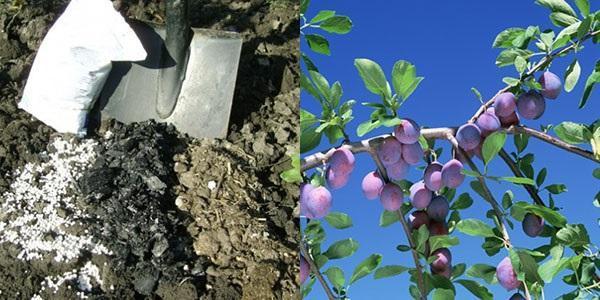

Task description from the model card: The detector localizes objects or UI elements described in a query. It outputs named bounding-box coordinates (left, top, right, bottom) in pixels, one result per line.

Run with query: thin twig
left=300, top=241, right=336, bottom=300
left=498, top=148, right=546, bottom=207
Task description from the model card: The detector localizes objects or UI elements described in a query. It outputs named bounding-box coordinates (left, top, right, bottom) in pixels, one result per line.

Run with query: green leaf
left=545, top=183, right=568, bottom=194
left=493, top=28, right=526, bottom=48
left=550, top=12, right=580, bottom=27
left=301, top=53, right=319, bottom=72
left=324, top=212, right=353, bottom=229
left=482, top=131, right=507, bottom=165
left=300, top=109, right=318, bottom=131
left=553, top=21, right=580, bottom=49
left=514, top=133, right=529, bottom=153
left=456, top=279, right=493, bottom=300
left=300, top=0, right=309, bottom=14
left=432, top=288, right=455, bottom=300
left=310, top=10, right=335, bottom=23
left=515, top=56, right=527, bottom=74
left=305, top=34, right=330, bottom=55
left=350, top=254, right=382, bottom=284
left=466, top=264, right=497, bottom=284
left=320, top=16, right=353, bottom=34
left=329, top=82, right=343, bottom=107
left=301, top=73, right=321, bottom=100
left=496, top=49, right=533, bottom=67
left=554, top=122, right=592, bottom=144
left=356, top=119, right=381, bottom=137
left=556, top=224, right=590, bottom=250
left=354, top=58, right=390, bottom=97
left=580, top=63, right=600, bottom=108
left=455, top=219, right=496, bottom=238
left=574, top=0, right=590, bottom=16
left=461, top=169, right=481, bottom=177
left=429, top=235, right=459, bottom=253
left=300, top=126, right=322, bottom=153
left=471, top=87, right=483, bottom=101
left=576, top=15, right=592, bottom=39
left=324, top=238, right=359, bottom=259
left=539, top=245, right=571, bottom=283
left=392, top=60, right=423, bottom=100
left=503, top=77, right=521, bottom=87
left=413, top=225, right=430, bottom=254
left=374, top=265, right=408, bottom=279
left=450, top=193, right=473, bottom=210
left=517, top=250, right=543, bottom=283
left=564, top=59, right=581, bottom=92
left=498, top=176, right=536, bottom=185
left=593, top=168, right=600, bottom=179
left=452, top=263, right=466, bottom=279
left=396, top=245, right=411, bottom=252
left=502, top=190, right=514, bottom=209
left=324, top=267, right=345, bottom=289
left=511, top=201, right=567, bottom=227
left=280, top=154, right=302, bottom=183
left=308, top=70, right=331, bottom=101
left=536, top=168, right=547, bottom=187
left=536, top=0, right=577, bottom=17
left=379, top=210, right=400, bottom=227
left=314, top=254, right=328, bottom=269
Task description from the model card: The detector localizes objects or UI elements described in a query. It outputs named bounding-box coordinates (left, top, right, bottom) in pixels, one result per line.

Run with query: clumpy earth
left=0, top=0, right=299, bottom=299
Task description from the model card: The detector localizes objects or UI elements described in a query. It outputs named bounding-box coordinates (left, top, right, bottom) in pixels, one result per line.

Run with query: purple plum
left=522, top=213, right=544, bottom=237
left=300, top=255, right=309, bottom=284
left=499, top=111, right=520, bottom=128
left=328, top=148, right=355, bottom=175
left=496, top=256, right=521, bottom=291
left=305, top=186, right=332, bottom=219
left=424, top=162, right=444, bottom=191
left=432, top=264, right=452, bottom=279
left=386, top=158, right=409, bottom=181
left=380, top=183, right=404, bottom=211
left=456, top=123, right=482, bottom=151
left=409, top=181, right=432, bottom=209
left=476, top=109, right=501, bottom=136
left=394, top=118, right=421, bottom=144
left=517, top=91, right=545, bottom=120
left=300, top=183, right=316, bottom=218
left=428, top=220, right=449, bottom=236
left=402, top=142, right=423, bottom=165
left=377, top=136, right=402, bottom=166
left=430, top=248, right=452, bottom=272
left=493, top=92, right=517, bottom=117
left=326, top=166, right=350, bottom=190
left=441, top=159, right=465, bottom=188
left=409, top=211, right=430, bottom=230
left=427, top=195, right=449, bottom=222
left=361, top=171, right=384, bottom=200
left=539, top=71, right=562, bottom=99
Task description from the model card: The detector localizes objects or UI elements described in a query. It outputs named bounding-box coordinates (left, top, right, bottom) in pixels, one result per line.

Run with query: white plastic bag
left=19, top=0, right=147, bottom=136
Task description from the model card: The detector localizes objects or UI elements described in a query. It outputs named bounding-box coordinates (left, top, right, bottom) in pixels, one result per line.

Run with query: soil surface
left=0, top=0, right=299, bottom=299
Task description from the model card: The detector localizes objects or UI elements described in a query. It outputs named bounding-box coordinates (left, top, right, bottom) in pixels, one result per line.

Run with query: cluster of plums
left=456, top=71, right=561, bottom=159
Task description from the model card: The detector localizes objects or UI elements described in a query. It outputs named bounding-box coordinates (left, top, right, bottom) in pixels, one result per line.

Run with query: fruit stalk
left=497, top=148, right=546, bottom=207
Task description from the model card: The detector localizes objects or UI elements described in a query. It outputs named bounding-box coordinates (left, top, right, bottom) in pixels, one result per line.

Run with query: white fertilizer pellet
left=0, top=137, right=112, bottom=299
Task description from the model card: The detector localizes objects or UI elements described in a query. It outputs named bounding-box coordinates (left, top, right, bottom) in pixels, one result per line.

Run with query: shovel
left=96, top=0, right=243, bottom=138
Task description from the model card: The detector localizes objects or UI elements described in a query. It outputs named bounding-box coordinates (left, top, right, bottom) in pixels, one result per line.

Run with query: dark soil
left=0, top=0, right=300, bottom=299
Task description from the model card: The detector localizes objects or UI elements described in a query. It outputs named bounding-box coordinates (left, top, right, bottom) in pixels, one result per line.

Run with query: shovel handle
left=157, top=0, right=190, bottom=118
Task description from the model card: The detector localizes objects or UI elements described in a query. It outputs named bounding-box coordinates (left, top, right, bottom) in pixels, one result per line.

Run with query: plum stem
left=498, top=148, right=546, bottom=207
left=468, top=29, right=600, bottom=124
left=300, top=241, right=337, bottom=300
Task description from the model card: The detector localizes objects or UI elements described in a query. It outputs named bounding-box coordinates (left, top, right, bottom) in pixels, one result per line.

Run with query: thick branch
left=300, top=241, right=336, bottom=300
left=469, top=30, right=600, bottom=123
left=508, top=126, right=599, bottom=163
left=498, top=148, right=546, bottom=206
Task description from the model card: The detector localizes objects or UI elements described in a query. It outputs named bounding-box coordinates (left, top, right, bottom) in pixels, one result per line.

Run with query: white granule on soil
left=0, top=137, right=112, bottom=299
left=0, top=138, right=111, bottom=262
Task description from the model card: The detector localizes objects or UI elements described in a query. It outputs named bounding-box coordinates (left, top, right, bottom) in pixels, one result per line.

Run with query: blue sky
left=301, top=0, right=599, bottom=299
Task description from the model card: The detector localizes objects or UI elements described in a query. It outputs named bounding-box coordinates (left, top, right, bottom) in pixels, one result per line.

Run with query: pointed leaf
left=350, top=254, right=382, bottom=284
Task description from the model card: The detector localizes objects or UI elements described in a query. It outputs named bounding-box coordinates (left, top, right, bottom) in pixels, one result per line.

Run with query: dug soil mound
left=0, top=0, right=300, bottom=299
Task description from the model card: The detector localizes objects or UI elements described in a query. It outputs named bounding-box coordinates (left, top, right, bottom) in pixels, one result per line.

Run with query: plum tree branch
left=469, top=29, right=600, bottom=123
left=300, top=241, right=337, bottom=300
left=368, top=150, right=426, bottom=298
left=498, top=148, right=546, bottom=207
left=507, top=126, right=599, bottom=163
